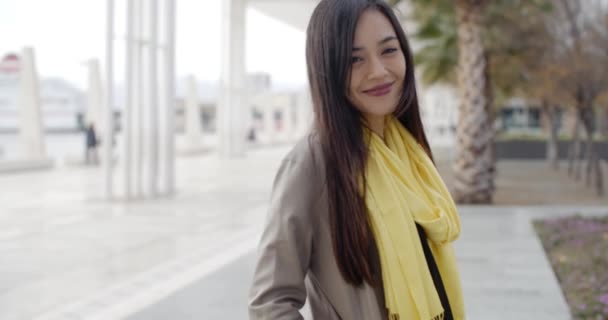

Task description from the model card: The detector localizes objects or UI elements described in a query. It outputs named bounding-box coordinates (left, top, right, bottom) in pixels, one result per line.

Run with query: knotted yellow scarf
left=363, top=116, right=465, bottom=320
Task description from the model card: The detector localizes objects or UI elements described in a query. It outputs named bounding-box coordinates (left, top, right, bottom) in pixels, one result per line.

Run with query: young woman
left=249, top=1, right=465, bottom=319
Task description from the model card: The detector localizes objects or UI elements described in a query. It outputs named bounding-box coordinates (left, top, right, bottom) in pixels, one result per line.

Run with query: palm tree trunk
left=484, top=52, right=497, bottom=193
left=453, top=0, right=494, bottom=204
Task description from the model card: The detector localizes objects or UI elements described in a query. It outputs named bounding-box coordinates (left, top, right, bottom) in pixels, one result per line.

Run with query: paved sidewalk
left=0, top=146, right=287, bottom=320
left=128, top=205, right=607, bottom=320
left=453, top=205, right=605, bottom=319
left=0, top=143, right=605, bottom=319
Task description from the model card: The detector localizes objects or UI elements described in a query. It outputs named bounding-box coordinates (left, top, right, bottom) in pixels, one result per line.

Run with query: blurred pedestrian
left=248, top=1, right=464, bottom=320
left=247, top=127, right=257, bottom=142
left=85, top=123, right=99, bottom=165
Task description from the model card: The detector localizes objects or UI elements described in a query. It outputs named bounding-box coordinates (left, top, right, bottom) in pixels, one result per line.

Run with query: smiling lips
left=363, top=82, right=394, bottom=97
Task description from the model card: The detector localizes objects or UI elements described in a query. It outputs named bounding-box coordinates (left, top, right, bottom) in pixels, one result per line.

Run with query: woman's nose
left=366, top=56, right=388, bottom=80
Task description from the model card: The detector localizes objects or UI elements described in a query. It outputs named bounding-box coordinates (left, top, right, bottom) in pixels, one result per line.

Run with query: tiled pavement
left=0, top=143, right=605, bottom=319
left=129, top=205, right=608, bottom=320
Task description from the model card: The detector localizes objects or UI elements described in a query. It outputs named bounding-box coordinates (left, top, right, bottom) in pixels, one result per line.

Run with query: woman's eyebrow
left=379, top=35, right=398, bottom=45
left=352, top=35, right=398, bottom=52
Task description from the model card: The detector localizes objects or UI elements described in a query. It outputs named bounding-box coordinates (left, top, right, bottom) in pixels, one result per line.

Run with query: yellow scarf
left=363, top=116, right=465, bottom=320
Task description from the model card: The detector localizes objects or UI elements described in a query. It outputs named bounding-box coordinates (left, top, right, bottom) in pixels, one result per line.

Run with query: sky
left=0, top=0, right=308, bottom=89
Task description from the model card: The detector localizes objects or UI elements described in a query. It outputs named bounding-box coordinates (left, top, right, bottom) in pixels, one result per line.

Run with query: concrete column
left=104, top=0, right=115, bottom=199
left=163, top=0, right=176, bottom=194
left=86, top=59, right=104, bottom=134
left=134, top=0, right=144, bottom=198
left=148, top=0, right=159, bottom=196
left=18, top=47, right=46, bottom=159
left=186, top=75, right=203, bottom=146
left=124, top=0, right=135, bottom=199
left=106, top=0, right=174, bottom=200
left=219, top=0, right=247, bottom=157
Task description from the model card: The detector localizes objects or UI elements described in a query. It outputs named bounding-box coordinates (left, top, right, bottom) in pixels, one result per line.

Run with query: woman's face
left=347, top=9, right=406, bottom=129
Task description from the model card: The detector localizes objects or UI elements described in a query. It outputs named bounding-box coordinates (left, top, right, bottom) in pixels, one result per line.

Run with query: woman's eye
left=383, top=48, right=398, bottom=55
left=351, top=56, right=363, bottom=64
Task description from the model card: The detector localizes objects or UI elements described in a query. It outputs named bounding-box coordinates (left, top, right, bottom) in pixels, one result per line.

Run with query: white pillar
left=108, top=0, right=174, bottom=200
left=148, top=0, right=159, bottom=196
left=134, top=0, right=144, bottom=198
left=186, top=75, right=203, bottom=146
left=86, top=59, right=104, bottom=133
left=104, top=0, right=115, bottom=198
left=124, top=0, right=135, bottom=199
left=219, top=0, right=247, bottom=157
left=163, top=0, right=176, bottom=195
left=18, top=47, right=45, bottom=159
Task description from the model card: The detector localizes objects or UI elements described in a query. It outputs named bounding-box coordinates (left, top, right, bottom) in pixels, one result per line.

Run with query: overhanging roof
left=249, top=0, right=320, bottom=32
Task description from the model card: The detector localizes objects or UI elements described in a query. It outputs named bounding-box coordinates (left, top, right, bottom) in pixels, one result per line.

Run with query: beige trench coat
left=248, top=134, right=389, bottom=320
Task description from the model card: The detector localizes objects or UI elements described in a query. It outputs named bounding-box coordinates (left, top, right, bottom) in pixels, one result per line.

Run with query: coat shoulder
left=282, top=132, right=325, bottom=181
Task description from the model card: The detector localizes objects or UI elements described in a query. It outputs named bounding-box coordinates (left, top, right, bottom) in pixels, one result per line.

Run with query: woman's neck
left=365, top=114, right=386, bottom=140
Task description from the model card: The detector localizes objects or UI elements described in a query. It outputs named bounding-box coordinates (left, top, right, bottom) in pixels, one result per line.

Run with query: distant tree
left=546, top=0, right=608, bottom=194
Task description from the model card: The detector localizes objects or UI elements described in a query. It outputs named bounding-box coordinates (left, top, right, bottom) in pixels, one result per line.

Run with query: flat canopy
left=249, top=0, right=320, bottom=31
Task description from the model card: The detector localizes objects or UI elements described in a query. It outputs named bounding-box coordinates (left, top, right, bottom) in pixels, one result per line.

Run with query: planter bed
left=533, top=215, right=608, bottom=319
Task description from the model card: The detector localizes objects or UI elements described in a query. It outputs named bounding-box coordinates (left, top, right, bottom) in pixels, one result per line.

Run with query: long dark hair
left=306, top=0, right=433, bottom=286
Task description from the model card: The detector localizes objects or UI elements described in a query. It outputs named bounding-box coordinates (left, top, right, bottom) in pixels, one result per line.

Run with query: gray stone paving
left=129, top=205, right=608, bottom=320
left=0, top=142, right=605, bottom=319
left=453, top=206, right=605, bottom=319
left=0, top=146, right=286, bottom=320
left=128, top=252, right=258, bottom=320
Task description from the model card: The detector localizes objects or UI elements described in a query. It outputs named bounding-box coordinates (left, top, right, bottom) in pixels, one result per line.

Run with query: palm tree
left=451, top=0, right=494, bottom=203
left=392, top=0, right=608, bottom=197
left=390, top=0, right=560, bottom=203
left=389, top=0, right=494, bottom=203
left=408, top=0, right=458, bottom=85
